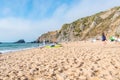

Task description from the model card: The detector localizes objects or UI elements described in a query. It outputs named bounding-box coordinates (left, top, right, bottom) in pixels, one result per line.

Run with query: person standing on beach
left=43, top=40, right=46, bottom=46
left=102, top=32, right=107, bottom=44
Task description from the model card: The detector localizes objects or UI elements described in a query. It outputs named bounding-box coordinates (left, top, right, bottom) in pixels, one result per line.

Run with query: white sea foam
left=0, top=43, right=43, bottom=53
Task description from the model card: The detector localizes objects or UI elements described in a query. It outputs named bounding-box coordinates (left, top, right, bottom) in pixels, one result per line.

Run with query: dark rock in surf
left=15, top=39, right=25, bottom=43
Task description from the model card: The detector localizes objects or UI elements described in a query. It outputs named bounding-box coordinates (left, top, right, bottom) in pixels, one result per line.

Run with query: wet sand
left=0, top=41, right=120, bottom=80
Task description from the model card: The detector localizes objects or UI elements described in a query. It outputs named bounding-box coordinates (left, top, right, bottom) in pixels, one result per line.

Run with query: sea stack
left=15, top=39, right=25, bottom=43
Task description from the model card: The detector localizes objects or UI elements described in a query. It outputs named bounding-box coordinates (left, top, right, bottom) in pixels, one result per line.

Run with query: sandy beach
left=0, top=41, right=120, bottom=80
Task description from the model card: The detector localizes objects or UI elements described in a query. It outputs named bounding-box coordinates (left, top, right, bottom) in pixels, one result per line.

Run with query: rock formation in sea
left=30, top=41, right=38, bottom=43
left=15, top=39, right=25, bottom=43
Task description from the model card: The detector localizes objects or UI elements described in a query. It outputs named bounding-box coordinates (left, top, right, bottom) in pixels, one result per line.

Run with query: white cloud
left=28, top=0, right=55, bottom=18
left=0, top=18, right=32, bottom=42
left=0, top=17, right=63, bottom=42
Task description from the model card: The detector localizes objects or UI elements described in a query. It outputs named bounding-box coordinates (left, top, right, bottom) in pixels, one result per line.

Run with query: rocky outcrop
left=30, top=41, right=37, bottom=43
left=57, top=24, right=77, bottom=42
left=37, top=6, right=120, bottom=42
left=37, top=31, right=59, bottom=43
left=112, top=8, right=120, bottom=21
left=15, top=39, right=25, bottom=43
left=115, top=24, right=120, bottom=36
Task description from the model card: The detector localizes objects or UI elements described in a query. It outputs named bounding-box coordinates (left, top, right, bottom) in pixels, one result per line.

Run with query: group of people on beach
left=101, top=32, right=120, bottom=43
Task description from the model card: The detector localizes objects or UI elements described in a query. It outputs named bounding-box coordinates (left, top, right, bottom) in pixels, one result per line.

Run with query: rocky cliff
left=37, top=6, right=120, bottom=42
left=37, top=31, right=59, bottom=43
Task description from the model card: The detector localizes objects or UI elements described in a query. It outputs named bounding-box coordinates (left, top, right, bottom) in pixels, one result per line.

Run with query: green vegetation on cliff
left=37, top=6, right=120, bottom=42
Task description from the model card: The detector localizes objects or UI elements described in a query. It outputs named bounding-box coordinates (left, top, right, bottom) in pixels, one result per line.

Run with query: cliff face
left=36, top=31, right=59, bottom=43
left=37, top=6, right=120, bottom=42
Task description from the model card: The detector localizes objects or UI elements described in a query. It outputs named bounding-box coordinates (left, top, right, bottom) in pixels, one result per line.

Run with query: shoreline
left=0, top=43, right=45, bottom=54
left=0, top=41, right=120, bottom=80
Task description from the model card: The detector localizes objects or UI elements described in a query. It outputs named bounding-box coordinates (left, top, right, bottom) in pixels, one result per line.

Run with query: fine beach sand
left=0, top=41, right=120, bottom=80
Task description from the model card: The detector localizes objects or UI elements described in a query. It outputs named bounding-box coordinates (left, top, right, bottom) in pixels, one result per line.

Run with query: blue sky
left=0, top=0, right=120, bottom=42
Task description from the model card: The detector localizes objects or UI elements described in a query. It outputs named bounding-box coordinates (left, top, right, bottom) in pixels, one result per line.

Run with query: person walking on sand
left=101, top=32, right=107, bottom=44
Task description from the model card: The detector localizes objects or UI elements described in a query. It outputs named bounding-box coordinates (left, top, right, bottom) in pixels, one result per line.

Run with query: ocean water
left=0, top=43, right=43, bottom=53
